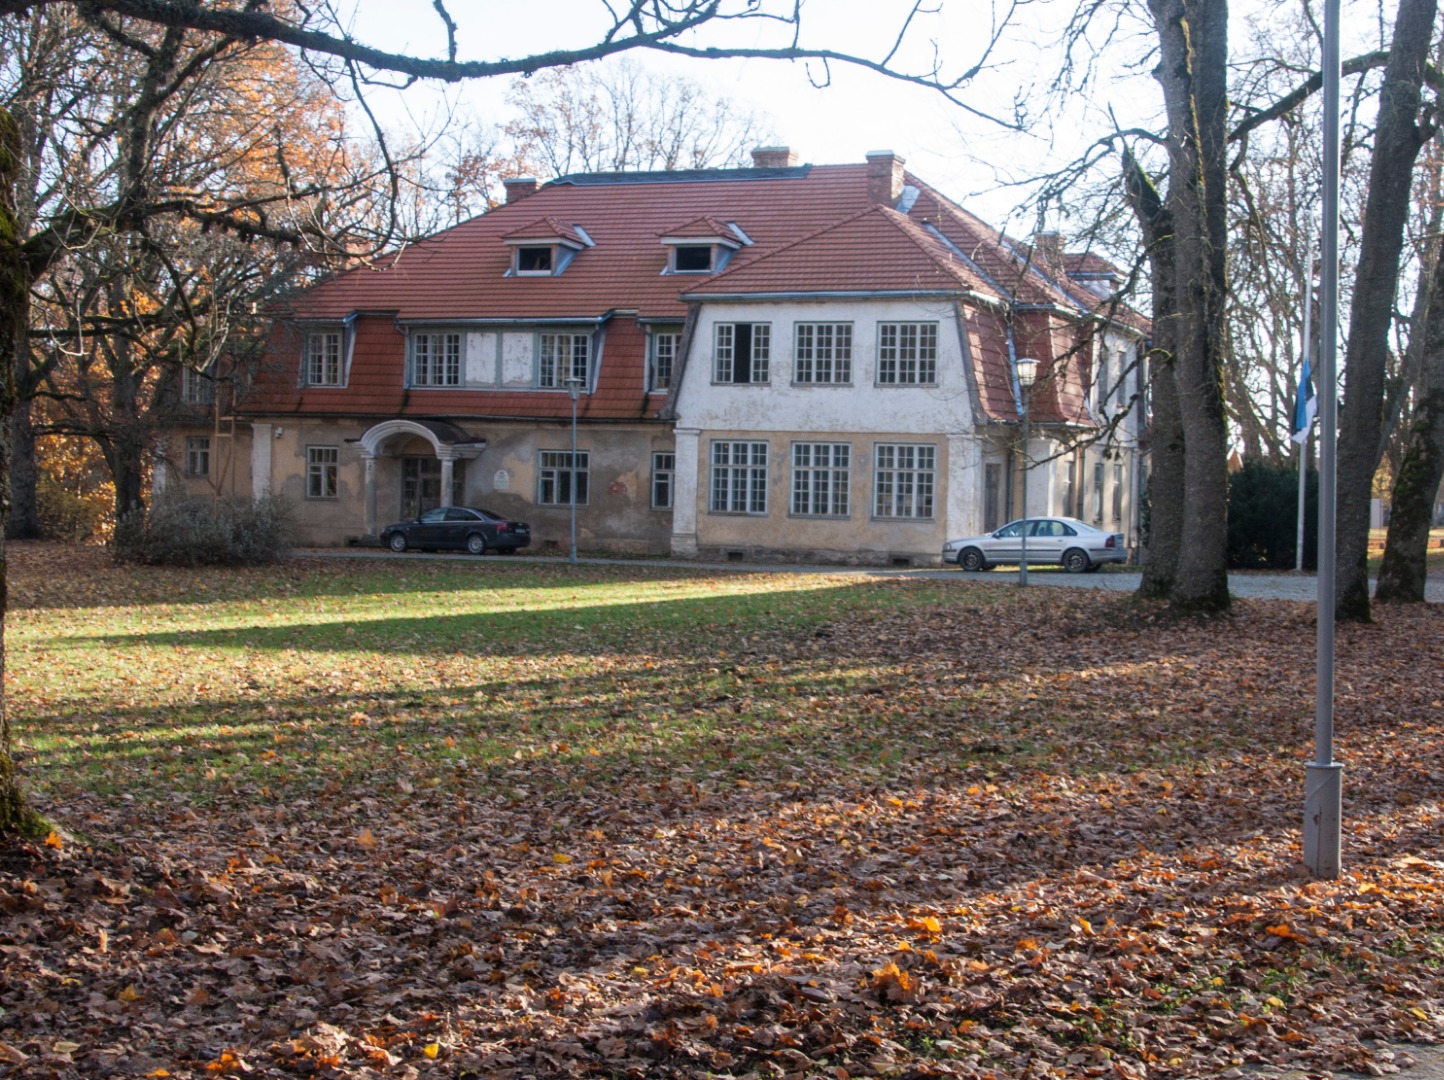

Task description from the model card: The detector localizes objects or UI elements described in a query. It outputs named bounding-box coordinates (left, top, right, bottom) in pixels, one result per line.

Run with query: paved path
left=300, top=548, right=1444, bottom=603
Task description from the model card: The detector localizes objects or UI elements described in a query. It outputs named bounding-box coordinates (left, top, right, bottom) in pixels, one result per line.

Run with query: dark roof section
left=550, top=165, right=812, bottom=186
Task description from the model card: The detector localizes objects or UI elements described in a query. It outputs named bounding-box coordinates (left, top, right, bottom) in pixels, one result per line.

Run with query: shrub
left=1227, top=458, right=1318, bottom=570
left=37, top=472, right=111, bottom=542
left=113, top=492, right=293, bottom=566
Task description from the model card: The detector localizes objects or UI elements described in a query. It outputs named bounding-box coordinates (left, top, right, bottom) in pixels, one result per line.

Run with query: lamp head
left=1015, top=357, right=1039, bottom=388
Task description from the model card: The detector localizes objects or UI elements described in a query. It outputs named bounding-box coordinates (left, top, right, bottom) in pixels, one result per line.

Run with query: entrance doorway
left=402, top=457, right=466, bottom=518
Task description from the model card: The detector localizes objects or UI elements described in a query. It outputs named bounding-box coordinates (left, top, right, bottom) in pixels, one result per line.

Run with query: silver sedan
left=943, top=517, right=1127, bottom=573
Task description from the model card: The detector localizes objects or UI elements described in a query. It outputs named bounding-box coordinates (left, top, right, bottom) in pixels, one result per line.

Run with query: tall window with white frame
left=184, top=436, right=210, bottom=478
left=710, top=440, right=768, bottom=514
left=1092, top=460, right=1105, bottom=522
left=649, top=331, right=679, bottom=391
left=791, top=442, right=850, bottom=516
left=650, top=451, right=675, bottom=510
left=181, top=365, right=215, bottom=404
left=713, top=323, right=770, bottom=385
left=873, top=444, right=935, bottom=519
left=538, top=450, right=589, bottom=505
left=305, top=330, right=343, bottom=387
left=876, top=323, right=938, bottom=385
left=307, top=446, right=339, bottom=499
left=793, top=323, right=852, bottom=384
left=539, top=333, right=590, bottom=389
left=411, top=332, right=461, bottom=387
left=1112, top=463, right=1124, bottom=526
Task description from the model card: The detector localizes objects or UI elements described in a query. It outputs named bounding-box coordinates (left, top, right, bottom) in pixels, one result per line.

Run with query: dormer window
left=502, top=218, right=592, bottom=277
left=673, top=245, right=714, bottom=273
left=516, top=246, right=554, bottom=274
left=660, top=216, right=748, bottom=275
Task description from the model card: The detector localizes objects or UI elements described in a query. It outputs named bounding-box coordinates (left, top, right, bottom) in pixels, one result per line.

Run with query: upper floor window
left=305, top=330, right=343, bottom=387
left=649, top=330, right=680, bottom=392
left=672, top=245, right=713, bottom=273
left=516, top=246, right=554, bottom=274
left=185, top=436, right=210, bottom=478
left=538, top=333, right=590, bottom=388
left=794, top=323, right=852, bottom=384
left=411, top=332, right=461, bottom=387
left=877, top=322, right=938, bottom=385
left=713, top=323, right=769, bottom=385
left=181, top=365, right=215, bottom=404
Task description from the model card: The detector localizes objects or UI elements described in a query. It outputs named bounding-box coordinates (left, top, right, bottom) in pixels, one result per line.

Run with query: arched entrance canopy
left=355, top=418, right=488, bottom=537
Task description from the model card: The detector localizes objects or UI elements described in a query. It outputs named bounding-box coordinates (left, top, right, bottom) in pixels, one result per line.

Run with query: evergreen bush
left=1227, top=458, right=1318, bottom=570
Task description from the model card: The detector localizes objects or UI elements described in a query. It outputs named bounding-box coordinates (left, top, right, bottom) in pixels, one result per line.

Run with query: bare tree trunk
left=6, top=400, right=37, bottom=538
left=0, top=109, right=42, bottom=836
left=1377, top=243, right=1444, bottom=602
left=1148, top=0, right=1232, bottom=613
left=1335, top=0, right=1438, bottom=622
left=1124, top=150, right=1185, bottom=599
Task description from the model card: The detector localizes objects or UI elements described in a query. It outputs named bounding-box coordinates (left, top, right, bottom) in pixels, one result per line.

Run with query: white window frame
left=876, top=322, right=939, bottom=386
left=709, top=440, right=768, bottom=514
left=873, top=443, right=936, bottom=519
left=410, top=332, right=462, bottom=387
left=305, top=330, right=344, bottom=387
left=649, top=330, right=680, bottom=392
left=538, top=450, right=590, bottom=506
left=790, top=442, right=851, bottom=517
left=184, top=435, right=210, bottom=478
left=538, top=333, right=591, bottom=389
left=793, top=323, right=853, bottom=385
left=713, top=323, right=770, bottom=385
left=671, top=245, right=713, bottom=273
left=651, top=451, right=675, bottom=509
left=515, top=245, right=555, bottom=275
left=306, top=446, right=339, bottom=500
left=181, top=365, right=215, bottom=404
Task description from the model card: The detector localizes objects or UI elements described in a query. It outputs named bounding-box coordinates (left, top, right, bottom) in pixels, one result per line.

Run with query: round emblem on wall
left=493, top=469, right=511, bottom=492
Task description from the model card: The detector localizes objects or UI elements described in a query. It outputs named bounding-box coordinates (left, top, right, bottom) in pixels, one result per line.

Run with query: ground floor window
left=651, top=452, right=675, bottom=509
left=984, top=462, right=1002, bottom=531
left=873, top=443, right=935, bottom=519
left=710, top=440, right=768, bottom=514
left=185, top=436, right=210, bottom=478
left=401, top=456, right=466, bottom=519
left=538, top=450, right=589, bottom=505
left=307, top=446, right=339, bottom=499
left=1112, top=463, right=1124, bottom=525
left=790, top=442, right=850, bottom=516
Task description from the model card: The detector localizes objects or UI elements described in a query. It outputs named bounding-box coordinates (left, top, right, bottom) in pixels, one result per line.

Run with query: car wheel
left=465, top=533, right=488, bottom=556
left=959, top=547, right=987, bottom=572
left=387, top=533, right=408, bottom=553
left=1062, top=548, right=1090, bottom=574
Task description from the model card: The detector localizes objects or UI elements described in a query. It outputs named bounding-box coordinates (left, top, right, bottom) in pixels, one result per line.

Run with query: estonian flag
left=1291, top=355, right=1317, bottom=445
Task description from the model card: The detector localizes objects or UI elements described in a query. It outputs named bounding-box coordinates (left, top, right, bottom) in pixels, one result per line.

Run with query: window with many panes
left=793, top=323, right=852, bottom=384
left=877, top=322, right=938, bottom=385
left=791, top=443, right=850, bottom=516
left=411, top=332, right=461, bottom=387
left=651, top=452, right=675, bottom=509
left=1112, top=463, right=1124, bottom=525
left=538, top=450, right=589, bottom=505
left=649, top=331, right=679, bottom=391
left=710, top=440, right=768, bottom=514
left=181, top=366, right=215, bottom=404
left=305, top=331, right=343, bottom=386
left=713, top=323, right=769, bottom=384
left=538, top=333, right=590, bottom=389
left=185, top=436, right=210, bottom=478
left=306, top=446, right=338, bottom=499
left=873, top=443, right=935, bottom=519
left=1092, top=460, right=1105, bottom=522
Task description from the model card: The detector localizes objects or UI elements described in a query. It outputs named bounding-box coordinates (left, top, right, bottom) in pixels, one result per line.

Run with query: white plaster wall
left=675, top=298, right=976, bottom=437
left=466, top=332, right=497, bottom=386
left=501, top=332, right=533, bottom=387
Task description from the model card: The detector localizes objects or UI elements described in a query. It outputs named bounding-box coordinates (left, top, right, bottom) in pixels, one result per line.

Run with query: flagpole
left=1304, top=0, right=1342, bottom=879
left=1296, top=224, right=1314, bottom=574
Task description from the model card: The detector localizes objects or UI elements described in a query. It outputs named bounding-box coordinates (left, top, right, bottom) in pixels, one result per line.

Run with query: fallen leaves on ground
left=2, top=544, right=1443, bottom=1078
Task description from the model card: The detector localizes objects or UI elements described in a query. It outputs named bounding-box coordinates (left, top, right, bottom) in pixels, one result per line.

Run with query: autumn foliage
left=2, top=548, right=1444, bottom=1077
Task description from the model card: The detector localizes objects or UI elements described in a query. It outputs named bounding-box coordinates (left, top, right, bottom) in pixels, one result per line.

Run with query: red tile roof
left=252, top=160, right=1146, bottom=426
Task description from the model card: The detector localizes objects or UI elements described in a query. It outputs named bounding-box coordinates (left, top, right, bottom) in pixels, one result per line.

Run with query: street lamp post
left=1016, top=358, right=1039, bottom=587
left=565, top=377, right=583, bottom=565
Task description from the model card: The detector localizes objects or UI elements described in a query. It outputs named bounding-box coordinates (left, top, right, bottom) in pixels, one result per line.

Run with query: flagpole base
left=1303, top=762, right=1343, bottom=878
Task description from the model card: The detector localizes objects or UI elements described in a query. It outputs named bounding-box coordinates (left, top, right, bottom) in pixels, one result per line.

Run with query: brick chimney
left=503, top=177, right=539, bottom=203
left=1033, top=231, right=1066, bottom=267
left=751, top=146, right=799, bottom=168
left=866, top=150, right=906, bottom=206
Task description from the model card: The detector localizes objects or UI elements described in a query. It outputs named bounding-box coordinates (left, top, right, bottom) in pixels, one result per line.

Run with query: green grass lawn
left=5, top=544, right=1444, bottom=1079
